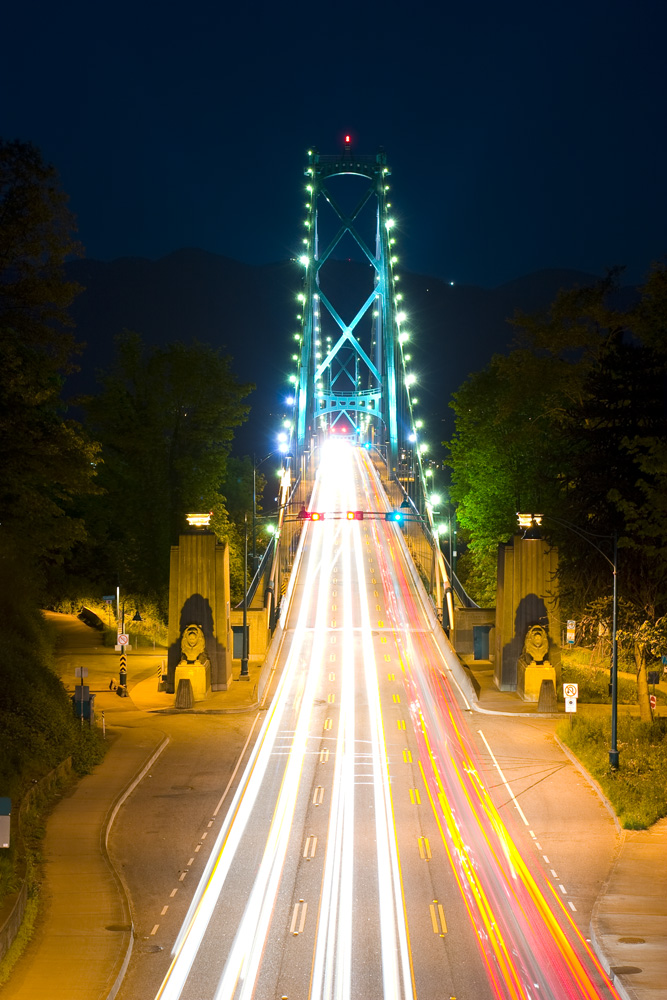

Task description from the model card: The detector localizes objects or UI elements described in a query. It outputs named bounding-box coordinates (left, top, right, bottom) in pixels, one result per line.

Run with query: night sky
left=3, top=0, right=666, bottom=288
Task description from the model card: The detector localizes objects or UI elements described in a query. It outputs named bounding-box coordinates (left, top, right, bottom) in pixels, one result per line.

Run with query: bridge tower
left=294, top=138, right=405, bottom=472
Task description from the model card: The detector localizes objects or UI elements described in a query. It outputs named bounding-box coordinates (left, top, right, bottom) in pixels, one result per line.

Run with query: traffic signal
left=346, top=511, right=364, bottom=520
left=385, top=511, right=403, bottom=522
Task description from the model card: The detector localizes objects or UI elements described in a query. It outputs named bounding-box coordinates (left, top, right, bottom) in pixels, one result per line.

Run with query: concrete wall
left=452, top=607, right=496, bottom=662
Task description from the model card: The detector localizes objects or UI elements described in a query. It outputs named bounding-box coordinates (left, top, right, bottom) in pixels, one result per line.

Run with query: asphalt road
left=127, top=442, right=620, bottom=1000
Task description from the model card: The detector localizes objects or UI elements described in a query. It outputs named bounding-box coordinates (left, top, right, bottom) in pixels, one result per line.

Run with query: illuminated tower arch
left=295, top=139, right=402, bottom=470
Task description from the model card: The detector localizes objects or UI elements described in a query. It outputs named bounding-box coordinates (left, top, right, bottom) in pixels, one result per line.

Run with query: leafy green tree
left=0, top=139, right=99, bottom=568
left=82, top=332, right=253, bottom=599
left=446, top=266, right=667, bottom=697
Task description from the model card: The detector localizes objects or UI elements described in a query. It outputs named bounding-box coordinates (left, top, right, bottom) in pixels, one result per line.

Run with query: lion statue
left=179, top=624, right=211, bottom=667
left=522, top=624, right=549, bottom=665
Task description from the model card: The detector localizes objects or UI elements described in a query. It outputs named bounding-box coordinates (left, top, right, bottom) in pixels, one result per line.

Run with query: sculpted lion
left=179, top=624, right=210, bottom=665
left=522, top=624, right=549, bottom=664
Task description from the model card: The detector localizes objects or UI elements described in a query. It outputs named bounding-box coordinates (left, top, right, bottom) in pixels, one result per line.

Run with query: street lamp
left=253, top=453, right=277, bottom=575
left=518, top=513, right=619, bottom=769
left=241, top=512, right=249, bottom=679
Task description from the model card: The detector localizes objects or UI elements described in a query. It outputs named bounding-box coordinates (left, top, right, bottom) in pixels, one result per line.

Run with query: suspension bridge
left=152, top=142, right=622, bottom=1000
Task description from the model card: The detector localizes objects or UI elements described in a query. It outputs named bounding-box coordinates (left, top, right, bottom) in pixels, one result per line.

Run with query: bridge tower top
left=293, top=140, right=409, bottom=474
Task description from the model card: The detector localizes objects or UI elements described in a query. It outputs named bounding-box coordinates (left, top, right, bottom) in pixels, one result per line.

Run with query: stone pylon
left=166, top=528, right=233, bottom=694
left=495, top=534, right=561, bottom=696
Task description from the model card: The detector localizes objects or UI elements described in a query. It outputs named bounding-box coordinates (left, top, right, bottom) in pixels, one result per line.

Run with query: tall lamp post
left=519, top=513, right=619, bottom=769
left=253, top=452, right=276, bottom=575
left=240, top=512, right=249, bottom=679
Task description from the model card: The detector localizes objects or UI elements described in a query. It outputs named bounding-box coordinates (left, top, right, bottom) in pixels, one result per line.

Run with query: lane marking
left=151, top=924, right=160, bottom=936
left=478, top=729, right=529, bottom=826
left=409, top=788, right=421, bottom=805
left=417, top=836, right=432, bottom=860
left=187, top=857, right=194, bottom=866
left=328, top=693, right=335, bottom=703
left=550, top=869, right=558, bottom=878
left=161, top=906, right=169, bottom=915
left=170, top=888, right=178, bottom=898
left=393, top=693, right=401, bottom=703
left=179, top=872, right=187, bottom=881
left=195, top=845, right=201, bottom=853
left=201, top=832, right=207, bottom=840
left=385, top=654, right=392, bottom=662
left=429, top=901, right=447, bottom=935
left=568, top=901, right=577, bottom=912
left=319, top=747, right=329, bottom=763
left=380, top=636, right=387, bottom=644
left=313, top=786, right=325, bottom=805
left=212, top=711, right=262, bottom=818
left=207, top=821, right=213, bottom=828
left=559, top=885, right=567, bottom=894
left=329, top=671, right=335, bottom=679
left=388, top=672, right=396, bottom=680
left=403, top=749, right=412, bottom=763
left=397, top=719, right=406, bottom=730
left=303, top=836, right=318, bottom=859
left=324, top=718, right=332, bottom=730
left=543, top=855, right=549, bottom=863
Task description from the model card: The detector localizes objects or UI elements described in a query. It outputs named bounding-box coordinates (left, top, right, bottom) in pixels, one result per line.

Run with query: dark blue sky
left=3, top=0, right=665, bottom=287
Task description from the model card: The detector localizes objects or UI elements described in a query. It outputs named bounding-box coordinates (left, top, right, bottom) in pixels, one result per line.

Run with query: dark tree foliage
left=0, top=139, right=99, bottom=567
left=81, top=331, right=253, bottom=598
left=446, top=266, right=667, bottom=633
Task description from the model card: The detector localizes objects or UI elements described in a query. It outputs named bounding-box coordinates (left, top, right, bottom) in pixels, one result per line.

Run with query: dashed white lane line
left=179, top=871, right=187, bottom=881
left=480, top=734, right=578, bottom=913
left=151, top=924, right=159, bottom=936
left=170, top=888, right=178, bottom=898
left=161, top=905, right=169, bottom=916
left=478, top=729, right=529, bottom=826
left=187, top=857, right=195, bottom=866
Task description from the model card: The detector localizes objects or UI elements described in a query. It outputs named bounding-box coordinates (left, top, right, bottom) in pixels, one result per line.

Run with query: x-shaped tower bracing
left=295, top=145, right=400, bottom=469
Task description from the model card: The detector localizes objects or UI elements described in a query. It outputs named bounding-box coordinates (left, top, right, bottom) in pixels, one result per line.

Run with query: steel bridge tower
left=294, top=139, right=404, bottom=472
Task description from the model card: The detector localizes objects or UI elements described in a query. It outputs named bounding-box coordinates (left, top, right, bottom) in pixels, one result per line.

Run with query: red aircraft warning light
left=346, top=510, right=364, bottom=521
left=310, top=511, right=323, bottom=521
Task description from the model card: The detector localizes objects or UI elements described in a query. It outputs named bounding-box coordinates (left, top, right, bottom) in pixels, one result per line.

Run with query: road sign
left=566, top=620, right=576, bottom=644
left=74, top=667, right=89, bottom=679
left=563, top=683, right=579, bottom=699
left=119, top=653, right=127, bottom=669
left=118, top=633, right=129, bottom=645
left=649, top=694, right=657, bottom=710
left=565, top=696, right=577, bottom=713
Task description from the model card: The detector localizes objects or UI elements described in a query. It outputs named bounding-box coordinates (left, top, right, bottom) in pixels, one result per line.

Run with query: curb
left=102, top=732, right=170, bottom=1000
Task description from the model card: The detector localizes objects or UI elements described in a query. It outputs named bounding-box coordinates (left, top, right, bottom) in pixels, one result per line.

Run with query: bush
left=558, top=713, right=667, bottom=828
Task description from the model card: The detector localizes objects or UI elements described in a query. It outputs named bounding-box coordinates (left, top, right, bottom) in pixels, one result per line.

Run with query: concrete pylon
left=166, top=529, right=233, bottom=694
left=495, top=534, right=561, bottom=696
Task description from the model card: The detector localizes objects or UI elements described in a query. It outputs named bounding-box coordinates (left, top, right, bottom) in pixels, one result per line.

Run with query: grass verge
left=557, top=713, right=667, bottom=829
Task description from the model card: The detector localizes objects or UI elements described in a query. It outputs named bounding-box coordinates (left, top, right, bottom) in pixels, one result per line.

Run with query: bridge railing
left=367, top=446, right=478, bottom=622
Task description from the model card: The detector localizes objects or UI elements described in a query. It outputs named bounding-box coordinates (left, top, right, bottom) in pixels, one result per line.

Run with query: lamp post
left=518, top=513, right=619, bottom=769
left=241, top=512, right=249, bottom=679
left=253, top=452, right=276, bottom=575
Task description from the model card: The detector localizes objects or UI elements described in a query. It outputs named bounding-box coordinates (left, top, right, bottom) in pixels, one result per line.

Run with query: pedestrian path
left=1, top=617, right=665, bottom=1000
left=1, top=726, right=167, bottom=1000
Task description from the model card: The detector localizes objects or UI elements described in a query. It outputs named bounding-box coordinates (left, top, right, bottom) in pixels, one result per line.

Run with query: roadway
left=154, top=441, right=621, bottom=1000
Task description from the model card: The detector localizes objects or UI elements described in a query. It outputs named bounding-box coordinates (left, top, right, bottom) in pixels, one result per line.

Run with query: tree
left=82, top=332, right=253, bottom=598
left=0, top=139, right=98, bottom=568
left=446, top=265, right=667, bottom=713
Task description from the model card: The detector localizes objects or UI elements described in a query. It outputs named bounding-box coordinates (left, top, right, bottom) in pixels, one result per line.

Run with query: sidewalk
left=1, top=617, right=664, bottom=1000
left=467, top=659, right=667, bottom=1000
left=1, top=726, right=168, bottom=1000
